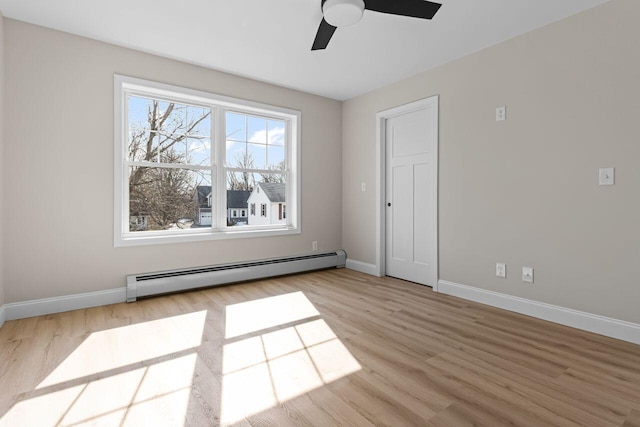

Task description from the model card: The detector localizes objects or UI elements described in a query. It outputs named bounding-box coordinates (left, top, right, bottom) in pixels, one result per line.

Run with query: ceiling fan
left=312, top=0, right=442, bottom=51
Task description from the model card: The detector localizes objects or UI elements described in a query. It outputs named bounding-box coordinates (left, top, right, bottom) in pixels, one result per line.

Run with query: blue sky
left=128, top=96, right=285, bottom=170
left=226, top=112, right=285, bottom=170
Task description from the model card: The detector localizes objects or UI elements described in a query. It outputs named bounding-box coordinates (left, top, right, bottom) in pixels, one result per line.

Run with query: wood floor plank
left=326, top=375, right=429, bottom=427
left=623, top=409, right=640, bottom=427
left=301, top=385, right=375, bottom=427
left=556, top=368, right=640, bottom=411
left=426, top=402, right=499, bottom=427
left=0, top=269, right=638, bottom=427
left=433, top=336, right=631, bottom=425
left=426, top=353, right=618, bottom=427
left=0, top=316, right=39, bottom=343
left=390, top=309, right=570, bottom=378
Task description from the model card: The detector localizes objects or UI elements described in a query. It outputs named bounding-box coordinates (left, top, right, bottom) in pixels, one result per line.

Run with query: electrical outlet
left=522, top=267, right=534, bottom=283
left=496, top=263, right=506, bottom=278
left=312, top=241, right=318, bottom=251
left=496, top=106, right=506, bottom=121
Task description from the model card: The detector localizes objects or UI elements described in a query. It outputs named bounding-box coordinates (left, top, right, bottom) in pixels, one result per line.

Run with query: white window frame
left=114, top=75, right=301, bottom=247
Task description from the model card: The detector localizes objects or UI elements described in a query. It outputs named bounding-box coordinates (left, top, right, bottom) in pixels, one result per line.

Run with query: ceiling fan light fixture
left=322, top=0, right=365, bottom=27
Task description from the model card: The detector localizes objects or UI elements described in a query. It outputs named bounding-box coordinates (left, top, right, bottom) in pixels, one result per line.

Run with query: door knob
left=387, top=203, right=391, bottom=207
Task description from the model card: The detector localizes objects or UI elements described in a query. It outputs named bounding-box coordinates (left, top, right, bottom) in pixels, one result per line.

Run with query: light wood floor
left=1, top=269, right=639, bottom=426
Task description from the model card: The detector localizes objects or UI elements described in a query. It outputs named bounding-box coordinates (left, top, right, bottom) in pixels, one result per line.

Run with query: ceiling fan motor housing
left=322, top=0, right=365, bottom=27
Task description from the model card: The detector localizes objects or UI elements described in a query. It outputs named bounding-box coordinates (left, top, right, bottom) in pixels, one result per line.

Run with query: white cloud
left=249, top=126, right=285, bottom=145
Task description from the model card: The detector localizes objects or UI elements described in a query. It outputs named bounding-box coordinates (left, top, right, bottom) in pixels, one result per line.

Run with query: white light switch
left=522, top=267, right=534, bottom=283
left=496, top=106, right=506, bottom=122
left=361, top=182, right=366, bottom=192
left=599, top=168, right=615, bottom=186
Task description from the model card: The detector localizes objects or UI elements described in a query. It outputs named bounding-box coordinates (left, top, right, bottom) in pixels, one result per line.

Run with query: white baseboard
left=4, top=288, right=127, bottom=321
left=438, top=280, right=640, bottom=345
left=0, top=304, right=6, bottom=328
left=346, top=259, right=379, bottom=276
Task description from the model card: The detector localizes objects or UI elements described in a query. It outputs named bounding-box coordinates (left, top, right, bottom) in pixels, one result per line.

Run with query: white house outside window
left=114, top=75, right=301, bottom=246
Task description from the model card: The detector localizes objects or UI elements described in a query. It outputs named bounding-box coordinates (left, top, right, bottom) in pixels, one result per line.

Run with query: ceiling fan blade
left=311, top=18, right=337, bottom=51
left=365, top=0, right=441, bottom=20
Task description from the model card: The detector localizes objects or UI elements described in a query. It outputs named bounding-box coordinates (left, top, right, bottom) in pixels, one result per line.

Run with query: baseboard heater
left=126, top=250, right=347, bottom=302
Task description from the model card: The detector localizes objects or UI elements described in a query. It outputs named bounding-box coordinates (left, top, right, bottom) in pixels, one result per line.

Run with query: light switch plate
left=599, top=168, right=614, bottom=186
left=522, top=267, right=534, bottom=283
left=496, top=106, right=506, bottom=122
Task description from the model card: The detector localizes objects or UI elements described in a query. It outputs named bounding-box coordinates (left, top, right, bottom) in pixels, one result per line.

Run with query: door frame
left=375, top=95, right=439, bottom=291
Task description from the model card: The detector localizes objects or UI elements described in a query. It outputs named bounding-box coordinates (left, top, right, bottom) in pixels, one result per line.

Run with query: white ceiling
left=0, top=0, right=610, bottom=100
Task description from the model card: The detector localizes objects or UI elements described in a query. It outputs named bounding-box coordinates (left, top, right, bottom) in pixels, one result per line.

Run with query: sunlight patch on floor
left=225, top=291, right=320, bottom=339
left=1, top=311, right=206, bottom=426
left=37, top=310, right=207, bottom=389
left=221, top=296, right=361, bottom=425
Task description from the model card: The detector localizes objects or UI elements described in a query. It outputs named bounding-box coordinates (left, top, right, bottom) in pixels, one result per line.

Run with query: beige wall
left=0, top=11, right=4, bottom=310
left=3, top=19, right=342, bottom=303
left=343, top=0, right=640, bottom=323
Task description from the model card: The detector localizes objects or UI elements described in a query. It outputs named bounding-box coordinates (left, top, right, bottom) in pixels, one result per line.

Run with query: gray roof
left=259, top=182, right=285, bottom=203
left=227, top=190, right=251, bottom=209
left=195, top=186, right=250, bottom=209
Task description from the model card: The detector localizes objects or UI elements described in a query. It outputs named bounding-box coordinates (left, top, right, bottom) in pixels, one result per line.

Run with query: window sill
left=115, top=226, right=300, bottom=247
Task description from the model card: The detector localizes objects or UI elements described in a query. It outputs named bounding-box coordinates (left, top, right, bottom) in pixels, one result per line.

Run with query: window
left=132, top=215, right=148, bottom=229
left=115, top=75, right=300, bottom=246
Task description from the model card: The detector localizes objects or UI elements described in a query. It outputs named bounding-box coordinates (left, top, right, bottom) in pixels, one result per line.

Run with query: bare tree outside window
left=128, top=96, right=212, bottom=231
left=227, top=150, right=256, bottom=191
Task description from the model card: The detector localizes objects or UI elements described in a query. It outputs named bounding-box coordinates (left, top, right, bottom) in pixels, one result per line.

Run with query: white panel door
left=385, top=98, right=437, bottom=286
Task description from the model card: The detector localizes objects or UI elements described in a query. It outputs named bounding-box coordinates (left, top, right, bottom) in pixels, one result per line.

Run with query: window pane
left=267, top=145, right=285, bottom=170
left=247, top=143, right=267, bottom=169
left=129, top=130, right=160, bottom=162
left=227, top=172, right=286, bottom=227
left=157, top=101, right=187, bottom=135
left=226, top=171, right=257, bottom=192
left=128, top=98, right=212, bottom=167
left=225, top=113, right=287, bottom=170
left=129, top=167, right=211, bottom=232
left=268, top=120, right=286, bottom=146
left=188, top=137, right=211, bottom=166
left=226, top=112, right=246, bottom=141
left=157, top=133, right=187, bottom=164
left=226, top=141, right=248, bottom=167
left=248, top=116, right=267, bottom=144
left=129, top=96, right=153, bottom=130
left=186, top=106, right=211, bottom=136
